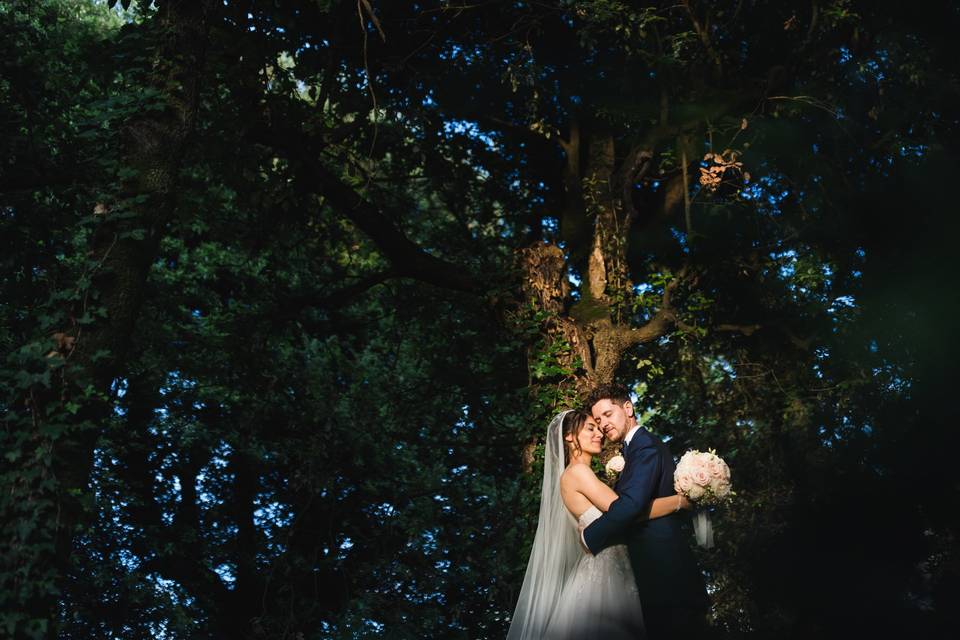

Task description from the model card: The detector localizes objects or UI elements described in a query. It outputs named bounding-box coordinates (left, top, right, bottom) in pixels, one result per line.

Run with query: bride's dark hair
left=561, top=410, right=591, bottom=465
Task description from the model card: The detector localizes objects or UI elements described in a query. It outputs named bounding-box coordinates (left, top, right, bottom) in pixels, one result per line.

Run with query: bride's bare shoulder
left=560, top=462, right=597, bottom=487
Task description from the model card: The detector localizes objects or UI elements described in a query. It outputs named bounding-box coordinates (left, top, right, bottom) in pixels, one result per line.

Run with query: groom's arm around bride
left=581, top=443, right=663, bottom=552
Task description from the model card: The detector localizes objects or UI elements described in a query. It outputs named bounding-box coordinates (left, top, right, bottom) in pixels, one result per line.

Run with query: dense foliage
left=2, top=1, right=958, bottom=639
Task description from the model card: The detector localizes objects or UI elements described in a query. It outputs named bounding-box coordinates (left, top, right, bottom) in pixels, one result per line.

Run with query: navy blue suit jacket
left=582, top=426, right=708, bottom=609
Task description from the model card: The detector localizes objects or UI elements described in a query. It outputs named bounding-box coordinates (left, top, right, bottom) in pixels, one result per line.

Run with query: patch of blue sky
left=737, top=182, right=762, bottom=201
left=254, top=498, right=295, bottom=529
left=741, top=173, right=789, bottom=211
left=443, top=119, right=498, bottom=150
left=196, top=443, right=234, bottom=506
left=151, top=575, right=195, bottom=608
left=568, top=270, right=582, bottom=287
left=209, top=441, right=231, bottom=469
left=417, top=528, right=439, bottom=553
left=147, top=619, right=174, bottom=640
left=153, top=471, right=181, bottom=525
left=214, top=563, right=236, bottom=589
left=712, top=355, right=736, bottom=377
left=670, top=227, right=689, bottom=253
left=368, top=502, right=398, bottom=519
left=828, top=295, right=856, bottom=314
left=873, top=365, right=911, bottom=394
left=112, top=377, right=128, bottom=398
left=770, top=249, right=797, bottom=278
left=364, top=620, right=385, bottom=633
left=859, top=58, right=886, bottom=81
left=818, top=425, right=837, bottom=448
left=439, top=43, right=469, bottom=61
left=161, top=369, right=197, bottom=394
left=900, top=143, right=928, bottom=158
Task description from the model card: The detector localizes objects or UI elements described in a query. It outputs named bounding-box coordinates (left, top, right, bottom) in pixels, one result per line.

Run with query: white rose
left=605, top=455, right=625, bottom=474
left=687, top=483, right=705, bottom=500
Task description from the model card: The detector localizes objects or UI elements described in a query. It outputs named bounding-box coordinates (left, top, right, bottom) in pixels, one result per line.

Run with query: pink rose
left=707, top=459, right=724, bottom=478
left=675, top=472, right=694, bottom=493
left=693, top=468, right=711, bottom=487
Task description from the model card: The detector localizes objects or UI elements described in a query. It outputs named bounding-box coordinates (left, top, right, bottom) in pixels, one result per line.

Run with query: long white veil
left=506, top=410, right=582, bottom=640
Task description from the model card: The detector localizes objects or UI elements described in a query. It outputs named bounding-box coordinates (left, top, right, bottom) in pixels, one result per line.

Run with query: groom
left=581, top=384, right=709, bottom=639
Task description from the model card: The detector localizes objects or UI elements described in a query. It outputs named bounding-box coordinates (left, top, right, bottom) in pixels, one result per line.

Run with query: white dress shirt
left=622, top=424, right=641, bottom=447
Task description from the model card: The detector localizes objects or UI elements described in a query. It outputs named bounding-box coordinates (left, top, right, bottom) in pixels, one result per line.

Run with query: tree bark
left=519, top=124, right=683, bottom=402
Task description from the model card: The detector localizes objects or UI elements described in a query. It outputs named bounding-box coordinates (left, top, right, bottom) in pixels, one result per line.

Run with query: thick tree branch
left=308, top=159, right=481, bottom=294
left=273, top=269, right=395, bottom=319
left=249, top=123, right=483, bottom=295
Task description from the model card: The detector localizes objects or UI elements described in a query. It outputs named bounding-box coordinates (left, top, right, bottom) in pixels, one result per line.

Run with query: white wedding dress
left=542, top=505, right=646, bottom=639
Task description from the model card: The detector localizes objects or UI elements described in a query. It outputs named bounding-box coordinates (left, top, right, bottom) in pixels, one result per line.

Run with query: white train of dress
left=542, top=505, right=646, bottom=639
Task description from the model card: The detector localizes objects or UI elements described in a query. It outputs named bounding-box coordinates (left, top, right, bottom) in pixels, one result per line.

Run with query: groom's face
left=591, top=398, right=634, bottom=442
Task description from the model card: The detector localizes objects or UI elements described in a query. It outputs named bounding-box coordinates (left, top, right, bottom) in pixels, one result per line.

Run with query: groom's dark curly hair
left=585, top=383, right=632, bottom=409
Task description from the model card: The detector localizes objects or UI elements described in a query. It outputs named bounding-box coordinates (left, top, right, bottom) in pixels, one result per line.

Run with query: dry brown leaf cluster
left=699, top=149, right=749, bottom=192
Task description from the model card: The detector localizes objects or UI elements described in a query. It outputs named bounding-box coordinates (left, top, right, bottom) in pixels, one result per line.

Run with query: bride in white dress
left=507, top=410, right=690, bottom=640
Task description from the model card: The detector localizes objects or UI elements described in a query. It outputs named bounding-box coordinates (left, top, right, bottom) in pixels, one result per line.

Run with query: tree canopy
left=2, top=1, right=958, bottom=638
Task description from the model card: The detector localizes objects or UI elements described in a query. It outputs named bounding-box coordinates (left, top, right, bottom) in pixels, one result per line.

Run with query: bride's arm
left=648, top=494, right=691, bottom=519
left=567, top=465, right=692, bottom=519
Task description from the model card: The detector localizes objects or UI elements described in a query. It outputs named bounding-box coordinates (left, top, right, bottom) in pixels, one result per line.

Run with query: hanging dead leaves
left=699, top=148, right=750, bottom=193
left=46, top=332, right=76, bottom=359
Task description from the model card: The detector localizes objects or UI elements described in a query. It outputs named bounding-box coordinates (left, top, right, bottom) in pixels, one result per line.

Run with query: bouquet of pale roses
left=674, top=449, right=733, bottom=548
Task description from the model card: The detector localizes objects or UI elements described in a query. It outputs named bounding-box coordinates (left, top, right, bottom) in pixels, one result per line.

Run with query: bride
left=506, top=410, right=690, bottom=639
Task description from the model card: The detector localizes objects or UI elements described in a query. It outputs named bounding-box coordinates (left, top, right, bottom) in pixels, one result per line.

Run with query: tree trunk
left=518, top=124, right=684, bottom=467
